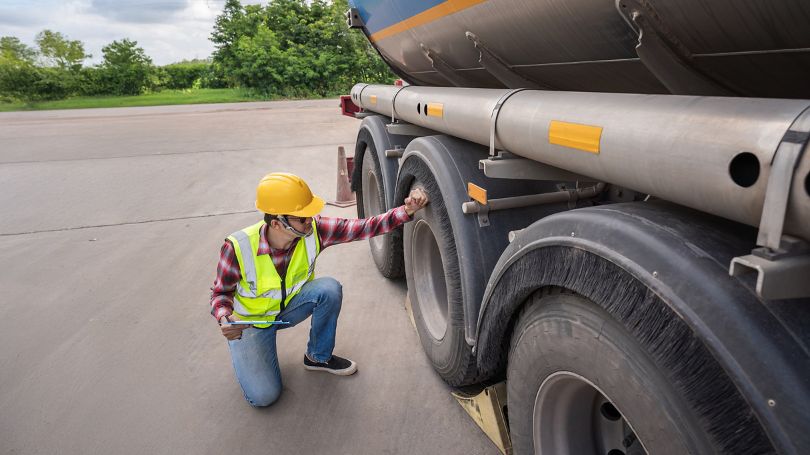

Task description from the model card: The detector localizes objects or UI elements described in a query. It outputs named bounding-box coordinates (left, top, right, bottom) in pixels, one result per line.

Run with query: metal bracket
left=465, top=31, right=548, bottom=90
left=476, top=202, right=490, bottom=227
left=346, top=8, right=364, bottom=28
left=386, top=122, right=440, bottom=137
left=354, top=111, right=376, bottom=119
left=480, top=152, right=589, bottom=181
left=390, top=85, right=408, bottom=123
left=462, top=201, right=491, bottom=227
left=756, top=114, right=810, bottom=250
left=489, top=89, right=526, bottom=157
left=385, top=146, right=404, bottom=158
left=420, top=43, right=470, bottom=87
left=615, top=0, right=731, bottom=95
left=729, top=108, right=810, bottom=300
left=730, top=244, right=810, bottom=300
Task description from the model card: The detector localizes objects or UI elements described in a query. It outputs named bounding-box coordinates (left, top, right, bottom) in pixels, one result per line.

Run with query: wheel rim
left=411, top=219, right=448, bottom=340
left=361, top=148, right=384, bottom=252
left=533, top=371, right=648, bottom=455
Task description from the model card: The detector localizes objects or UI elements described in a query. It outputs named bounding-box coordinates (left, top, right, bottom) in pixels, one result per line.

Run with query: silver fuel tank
left=349, top=0, right=810, bottom=98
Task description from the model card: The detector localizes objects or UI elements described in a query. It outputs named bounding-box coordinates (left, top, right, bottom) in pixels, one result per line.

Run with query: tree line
left=0, top=32, right=218, bottom=101
left=0, top=0, right=393, bottom=103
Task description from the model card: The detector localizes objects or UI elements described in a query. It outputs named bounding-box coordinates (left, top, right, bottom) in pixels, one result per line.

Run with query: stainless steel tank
left=348, top=0, right=810, bottom=98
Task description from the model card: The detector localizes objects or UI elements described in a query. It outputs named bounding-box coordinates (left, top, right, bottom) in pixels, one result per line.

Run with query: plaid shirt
left=210, top=206, right=411, bottom=320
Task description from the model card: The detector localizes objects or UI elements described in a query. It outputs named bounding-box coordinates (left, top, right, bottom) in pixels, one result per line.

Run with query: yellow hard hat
left=255, top=172, right=324, bottom=217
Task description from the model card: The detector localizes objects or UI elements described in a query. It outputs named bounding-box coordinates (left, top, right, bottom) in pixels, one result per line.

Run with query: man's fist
left=404, top=187, right=429, bottom=216
left=219, top=315, right=247, bottom=340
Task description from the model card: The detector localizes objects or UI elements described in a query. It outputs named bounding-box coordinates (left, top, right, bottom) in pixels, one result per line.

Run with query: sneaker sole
left=304, top=362, right=358, bottom=376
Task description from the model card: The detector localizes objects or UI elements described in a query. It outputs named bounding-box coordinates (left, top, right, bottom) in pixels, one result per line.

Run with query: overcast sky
left=0, top=0, right=269, bottom=65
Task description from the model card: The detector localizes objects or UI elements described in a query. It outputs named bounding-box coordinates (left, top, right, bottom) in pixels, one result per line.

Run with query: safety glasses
left=285, top=216, right=312, bottom=225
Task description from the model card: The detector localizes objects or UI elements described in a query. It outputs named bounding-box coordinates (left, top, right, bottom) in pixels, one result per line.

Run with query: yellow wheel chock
left=452, top=382, right=512, bottom=455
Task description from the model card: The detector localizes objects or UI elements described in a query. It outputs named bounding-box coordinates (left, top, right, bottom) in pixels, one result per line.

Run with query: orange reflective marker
left=468, top=182, right=487, bottom=205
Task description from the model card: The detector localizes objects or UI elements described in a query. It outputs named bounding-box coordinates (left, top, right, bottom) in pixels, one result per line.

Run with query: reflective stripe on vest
left=227, top=219, right=320, bottom=328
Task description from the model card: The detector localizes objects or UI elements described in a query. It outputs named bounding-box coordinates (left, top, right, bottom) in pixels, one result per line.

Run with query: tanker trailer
left=344, top=1, right=810, bottom=454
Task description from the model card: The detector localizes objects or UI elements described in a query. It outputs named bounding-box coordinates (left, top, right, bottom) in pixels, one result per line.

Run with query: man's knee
left=318, top=277, right=343, bottom=303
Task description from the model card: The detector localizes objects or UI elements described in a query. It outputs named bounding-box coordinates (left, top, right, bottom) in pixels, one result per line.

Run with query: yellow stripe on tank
left=369, top=0, right=489, bottom=43
left=548, top=121, right=603, bottom=154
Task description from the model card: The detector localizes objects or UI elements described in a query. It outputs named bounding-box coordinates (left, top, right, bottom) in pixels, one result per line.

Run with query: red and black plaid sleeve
left=210, top=240, right=240, bottom=321
left=316, top=205, right=411, bottom=248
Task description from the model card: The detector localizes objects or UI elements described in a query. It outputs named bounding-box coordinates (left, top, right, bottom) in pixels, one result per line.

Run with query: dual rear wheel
left=358, top=136, right=772, bottom=455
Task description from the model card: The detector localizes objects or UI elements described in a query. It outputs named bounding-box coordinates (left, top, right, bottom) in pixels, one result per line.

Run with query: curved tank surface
left=348, top=0, right=810, bottom=98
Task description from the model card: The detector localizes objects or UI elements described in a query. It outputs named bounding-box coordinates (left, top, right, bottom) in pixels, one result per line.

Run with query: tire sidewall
left=361, top=146, right=391, bottom=268
left=404, top=180, right=470, bottom=383
left=508, top=292, right=715, bottom=455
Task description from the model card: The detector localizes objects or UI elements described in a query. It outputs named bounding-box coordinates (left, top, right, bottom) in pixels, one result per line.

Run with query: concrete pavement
left=0, top=100, right=499, bottom=455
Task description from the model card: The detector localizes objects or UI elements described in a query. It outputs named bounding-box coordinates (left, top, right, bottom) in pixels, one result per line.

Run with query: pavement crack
left=0, top=142, right=349, bottom=165
left=0, top=210, right=256, bottom=236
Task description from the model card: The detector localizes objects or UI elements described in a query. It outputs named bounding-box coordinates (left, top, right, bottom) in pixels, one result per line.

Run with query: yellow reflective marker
left=369, top=95, right=378, bottom=105
left=427, top=103, right=444, bottom=118
left=468, top=182, right=487, bottom=205
left=549, top=120, right=603, bottom=154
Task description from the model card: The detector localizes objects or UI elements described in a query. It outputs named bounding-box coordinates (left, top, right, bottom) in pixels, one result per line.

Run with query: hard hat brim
left=286, top=195, right=325, bottom=217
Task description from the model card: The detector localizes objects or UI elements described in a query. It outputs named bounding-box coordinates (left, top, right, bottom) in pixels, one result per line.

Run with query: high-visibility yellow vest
left=227, top=220, right=320, bottom=328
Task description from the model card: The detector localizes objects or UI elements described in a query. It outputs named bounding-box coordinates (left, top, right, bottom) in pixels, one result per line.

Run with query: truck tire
left=359, top=143, right=404, bottom=278
left=402, top=161, right=477, bottom=386
left=354, top=126, right=404, bottom=278
left=507, top=289, right=762, bottom=455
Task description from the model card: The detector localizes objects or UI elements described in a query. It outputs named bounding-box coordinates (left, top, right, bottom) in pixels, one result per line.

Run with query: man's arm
left=317, top=188, right=429, bottom=248
left=210, top=240, right=240, bottom=320
left=211, top=240, right=251, bottom=340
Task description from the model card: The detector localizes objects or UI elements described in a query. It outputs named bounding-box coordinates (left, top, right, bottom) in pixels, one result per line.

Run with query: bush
left=201, top=62, right=230, bottom=88
left=0, top=62, right=73, bottom=101
left=75, top=66, right=105, bottom=96
left=162, top=61, right=208, bottom=89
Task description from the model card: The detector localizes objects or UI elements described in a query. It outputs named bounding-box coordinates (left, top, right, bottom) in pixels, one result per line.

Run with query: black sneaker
left=303, top=354, right=357, bottom=376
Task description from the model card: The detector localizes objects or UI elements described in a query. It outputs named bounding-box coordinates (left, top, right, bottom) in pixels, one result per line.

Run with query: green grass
left=0, top=88, right=273, bottom=112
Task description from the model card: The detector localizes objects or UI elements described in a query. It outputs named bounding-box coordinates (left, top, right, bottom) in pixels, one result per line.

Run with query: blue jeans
left=227, top=277, right=343, bottom=407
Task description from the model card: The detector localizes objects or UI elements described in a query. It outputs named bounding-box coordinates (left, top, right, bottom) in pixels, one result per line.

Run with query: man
left=210, top=172, right=428, bottom=407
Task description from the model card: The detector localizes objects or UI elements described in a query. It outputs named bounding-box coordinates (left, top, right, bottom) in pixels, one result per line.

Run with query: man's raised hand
left=404, top=188, right=429, bottom=216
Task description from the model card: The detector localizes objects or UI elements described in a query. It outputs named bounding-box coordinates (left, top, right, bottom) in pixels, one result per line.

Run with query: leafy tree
left=35, top=30, right=90, bottom=70
left=211, top=0, right=263, bottom=86
left=1, top=34, right=74, bottom=102
left=99, top=39, right=154, bottom=95
left=102, top=38, right=152, bottom=67
left=232, top=24, right=285, bottom=91
left=210, top=0, right=394, bottom=97
left=210, top=0, right=243, bottom=70
left=0, top=36, right=37, bottom=64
